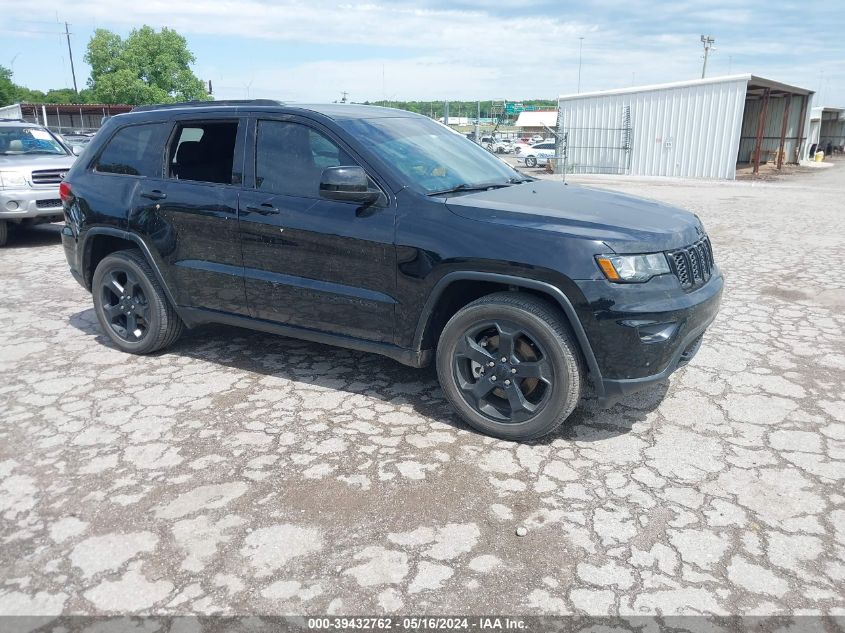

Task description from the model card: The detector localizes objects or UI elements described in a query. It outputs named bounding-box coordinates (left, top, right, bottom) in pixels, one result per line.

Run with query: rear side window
left=168, top=121, right=239, bottom=185
left=94, top=123, right=163, bottom=177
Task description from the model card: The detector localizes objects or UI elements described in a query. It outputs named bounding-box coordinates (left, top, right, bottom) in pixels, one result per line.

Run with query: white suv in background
left=516, top=141, right=557, bottom=168
left=0, top=119, right=78, bottom=246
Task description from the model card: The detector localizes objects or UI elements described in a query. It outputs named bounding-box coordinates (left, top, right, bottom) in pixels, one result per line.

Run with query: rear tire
left=92, top=249, right=184, bottom=354
left=0, top=220, right=7, bottom=247
left=436, top=292, right=583, bottom=441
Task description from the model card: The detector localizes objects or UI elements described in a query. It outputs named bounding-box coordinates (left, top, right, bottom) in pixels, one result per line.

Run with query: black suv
left=60, top=100, right=722, bottom=441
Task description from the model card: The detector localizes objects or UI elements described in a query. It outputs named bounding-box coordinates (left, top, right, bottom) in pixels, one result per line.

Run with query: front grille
left=31, top=169, right=67, bottom=185
left=668, top=237, right=714, bottom=290
left=36, top=198, right=62, bottom=209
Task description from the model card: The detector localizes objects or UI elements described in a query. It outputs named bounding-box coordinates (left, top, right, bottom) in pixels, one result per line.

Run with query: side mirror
left=319, top=166, right=380, bottom=205
left=71, top=145, right=82, bottom=156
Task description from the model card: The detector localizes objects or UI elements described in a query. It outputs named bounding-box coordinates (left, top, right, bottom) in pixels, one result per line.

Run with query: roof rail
left=130, top=99, right=282, bottom=112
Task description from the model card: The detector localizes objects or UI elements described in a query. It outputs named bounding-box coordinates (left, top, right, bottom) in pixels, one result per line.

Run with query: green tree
left=85, top=26, right=210, bottom=104
left=0, top=66, right=15, bottom=106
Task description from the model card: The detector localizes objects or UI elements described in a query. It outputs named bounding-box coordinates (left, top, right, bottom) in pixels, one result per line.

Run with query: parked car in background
left=0, top=119, right=78, bottom=246
left=489, top=139, right=514, bottom=154
left=60, top=133, right=95, bottom=152
left=479, top=136, right=496, bottom=150
left=516, top=141, right=557, bottom=167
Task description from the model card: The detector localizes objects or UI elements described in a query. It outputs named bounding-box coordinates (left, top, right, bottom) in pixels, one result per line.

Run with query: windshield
left=0, top=126, right=68, bottom=156
left=338, top=116, right=523, bottom=194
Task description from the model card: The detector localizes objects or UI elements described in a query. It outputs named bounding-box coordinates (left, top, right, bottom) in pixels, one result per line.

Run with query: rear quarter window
left=94, top=123, right=165, bottom=177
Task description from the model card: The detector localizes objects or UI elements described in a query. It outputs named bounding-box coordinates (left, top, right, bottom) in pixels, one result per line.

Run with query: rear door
left=130, top=115, right=249, bottom=315
left=238, top=115, right=396, bottom=342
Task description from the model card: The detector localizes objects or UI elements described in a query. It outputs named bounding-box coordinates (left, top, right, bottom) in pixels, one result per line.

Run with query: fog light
left=621, top=319, right=679, bottom=343
left=6, top=200, right=19, bottom=211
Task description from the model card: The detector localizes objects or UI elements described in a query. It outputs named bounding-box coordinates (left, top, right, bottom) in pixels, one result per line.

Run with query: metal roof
left=513, top=111, right=558, bottom=128
left=810, top=106, right=845, bottom=120
left=559, top=74, right=813, bottom=101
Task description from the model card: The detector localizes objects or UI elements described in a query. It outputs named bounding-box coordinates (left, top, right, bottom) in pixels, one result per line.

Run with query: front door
left=238, top=117, right=396, bottom=343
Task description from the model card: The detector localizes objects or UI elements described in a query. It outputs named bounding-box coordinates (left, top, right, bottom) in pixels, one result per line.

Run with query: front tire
left=525, top=156, right=537, bottom=168
left=0, top=220, right=7, bottom=247
left=436, top=292, right=583, bottom=441
left=92, top=249, right=184, bottom=354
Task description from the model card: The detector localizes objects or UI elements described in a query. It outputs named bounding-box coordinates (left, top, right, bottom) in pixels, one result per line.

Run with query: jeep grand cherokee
left=60, top=100, right=723, bottom=441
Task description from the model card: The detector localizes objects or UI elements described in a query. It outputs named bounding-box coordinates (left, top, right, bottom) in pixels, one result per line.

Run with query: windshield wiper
left=427, top=182, right=513, bottom=197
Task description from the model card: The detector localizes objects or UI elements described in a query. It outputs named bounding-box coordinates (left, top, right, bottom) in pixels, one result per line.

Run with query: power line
left=0, top=28, right=66, bottom=35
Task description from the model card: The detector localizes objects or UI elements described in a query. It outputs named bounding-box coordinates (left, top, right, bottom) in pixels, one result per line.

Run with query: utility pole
left=64, top=22, right=78, bottom=94
left=341, top=91, right=348, bottom=103
left=700, top=35, right=715, bottom=79
left=577, top=37, right=584, bottom=93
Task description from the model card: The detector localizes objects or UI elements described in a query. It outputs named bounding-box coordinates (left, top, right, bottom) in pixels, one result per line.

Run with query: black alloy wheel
left=437, top=292, right=583, bottom=441
left=92, top=250, right=184, bottom=354
left=452, top=319, right=553, bottom=423
left=99, top=268, right=150, bottom=342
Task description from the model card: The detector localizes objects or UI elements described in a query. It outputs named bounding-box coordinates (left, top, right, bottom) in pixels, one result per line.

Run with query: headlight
left=0, top=171, right=28, bottom=189
left=596, top=253, right=670, bottom=282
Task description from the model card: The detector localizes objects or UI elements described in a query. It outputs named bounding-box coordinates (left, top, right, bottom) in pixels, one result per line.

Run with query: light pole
left=577, top=37, right=584, bottom=93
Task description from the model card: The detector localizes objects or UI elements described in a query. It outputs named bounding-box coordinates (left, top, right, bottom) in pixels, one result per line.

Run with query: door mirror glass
left=319, top=166, right=379, bottom=204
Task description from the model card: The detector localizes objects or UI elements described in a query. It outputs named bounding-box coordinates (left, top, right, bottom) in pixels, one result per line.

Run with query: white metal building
left=557, top=75, right=814, bottom=179
left=513, top=111, right=558, bottom=134
left=808, top=106, right=845, bottom=154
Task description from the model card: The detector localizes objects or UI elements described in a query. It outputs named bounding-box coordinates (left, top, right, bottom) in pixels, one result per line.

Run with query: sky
left=1, top=0, right=843, bottom=106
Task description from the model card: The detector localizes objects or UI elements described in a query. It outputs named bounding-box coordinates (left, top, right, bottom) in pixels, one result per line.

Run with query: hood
left=0, top=153, right=77, bottom=172
left=445, top=180, right=704, bottom=252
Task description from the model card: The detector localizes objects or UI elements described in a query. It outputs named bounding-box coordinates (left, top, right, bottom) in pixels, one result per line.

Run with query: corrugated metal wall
left=558, top=78, right=748, bottom=179
left=737, top=94, right=811, bottom=164
left=819, top=116, right=845, bottom=148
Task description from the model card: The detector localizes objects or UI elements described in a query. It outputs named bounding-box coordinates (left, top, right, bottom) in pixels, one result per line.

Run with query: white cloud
left=1, top=0, right=842, bottom=104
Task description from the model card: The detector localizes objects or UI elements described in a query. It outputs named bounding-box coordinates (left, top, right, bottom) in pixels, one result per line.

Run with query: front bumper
left=575, top=270, right=723, bottom=407
left=0, top=187, right=64, bottom=220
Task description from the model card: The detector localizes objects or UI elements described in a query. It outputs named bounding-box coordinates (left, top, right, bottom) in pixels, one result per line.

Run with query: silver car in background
left=0, top=119, right=78, bottom=246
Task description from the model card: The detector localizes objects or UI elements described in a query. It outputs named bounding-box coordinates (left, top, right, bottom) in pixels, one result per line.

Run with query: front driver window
left=256, top=121, right=356, bottom=197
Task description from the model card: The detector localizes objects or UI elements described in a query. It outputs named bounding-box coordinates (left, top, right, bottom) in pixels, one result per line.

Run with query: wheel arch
left=412, top=271, right=604, bottom=396
left=82, top=227, right=185, bottom=323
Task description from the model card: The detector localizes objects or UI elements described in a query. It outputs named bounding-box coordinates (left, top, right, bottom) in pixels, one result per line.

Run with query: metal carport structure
left=737, top=77, right=814, bottom=171
left=557, top=74, right=814, bottom=179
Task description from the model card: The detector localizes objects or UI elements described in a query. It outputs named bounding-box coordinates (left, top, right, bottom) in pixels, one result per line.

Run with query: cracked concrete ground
left=0, top=161, right=843, bottom=619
